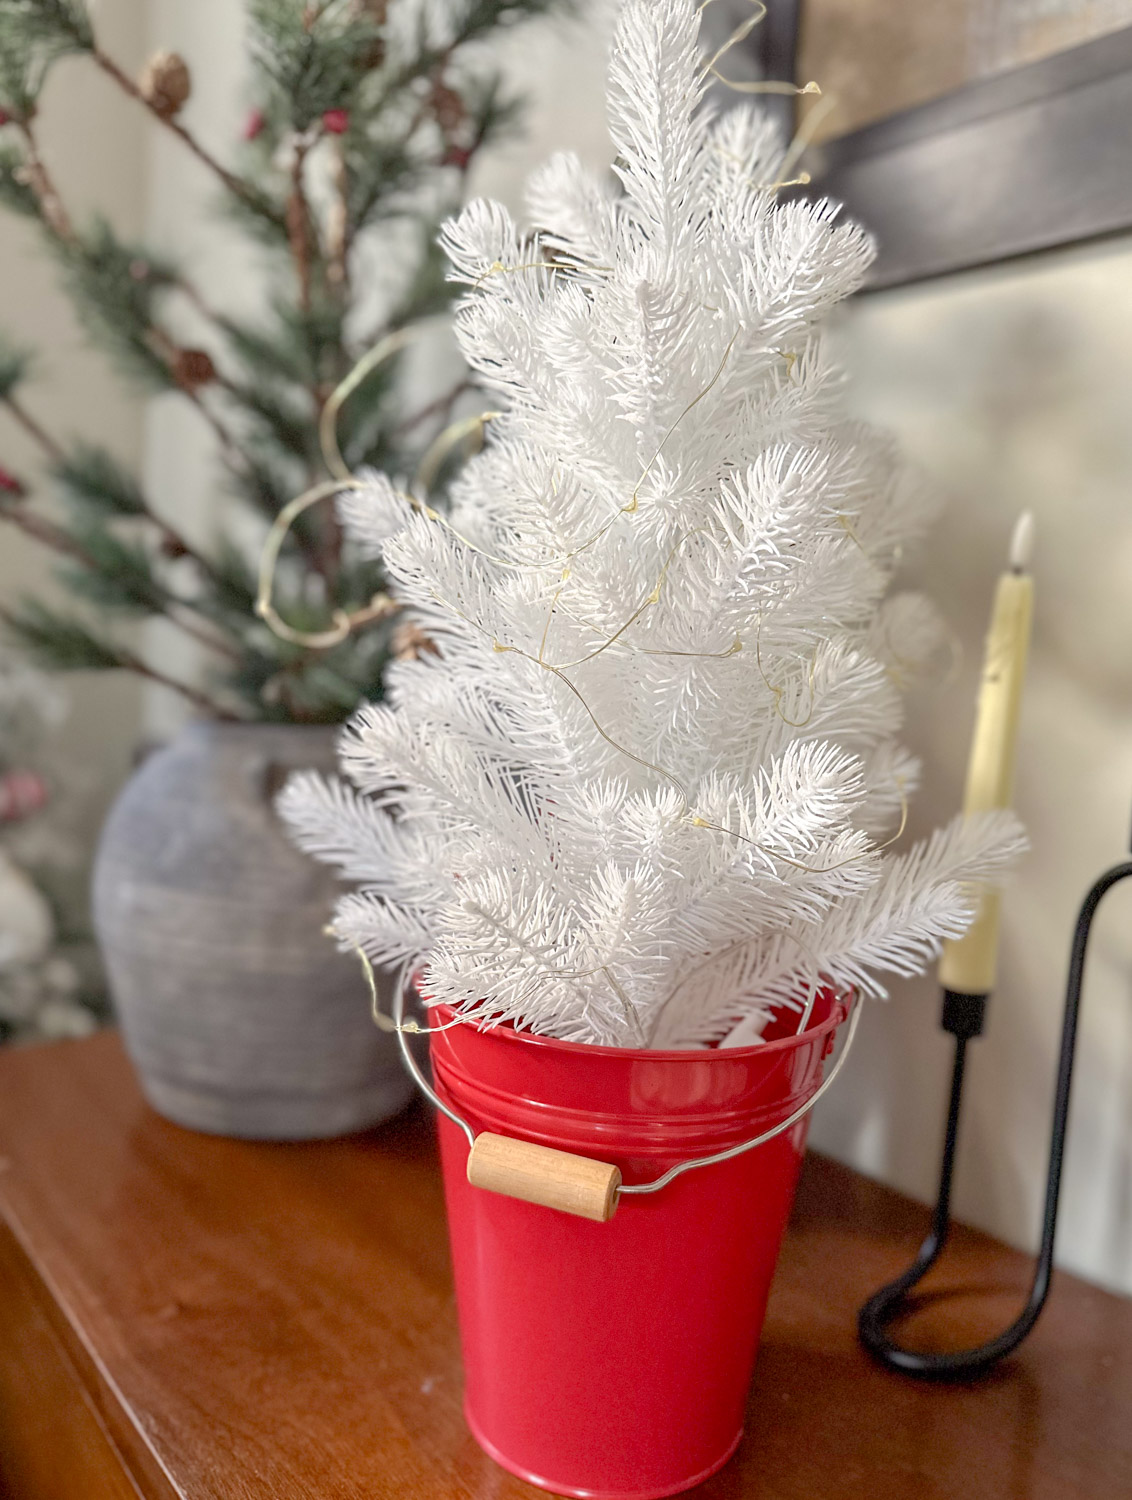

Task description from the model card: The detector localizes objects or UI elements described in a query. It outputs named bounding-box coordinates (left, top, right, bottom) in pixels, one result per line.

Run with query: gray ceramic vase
left=92, top=721, right=412, bottom=1139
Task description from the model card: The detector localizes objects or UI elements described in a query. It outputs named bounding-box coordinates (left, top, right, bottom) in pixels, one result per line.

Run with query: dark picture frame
left=746, top=5, right=1132, bottom=291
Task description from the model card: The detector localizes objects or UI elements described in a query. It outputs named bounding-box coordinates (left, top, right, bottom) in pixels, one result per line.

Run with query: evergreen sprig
left=53, top=443, right=147, bottom=518
left=0, top=0, right=562, bottom=722
left=3, top=599, right=126, bottom=673
left=57, top=222, right=180, bottom=392
left=0, top=335, right=32, bottom=401
left=0, top=142, right=40, bottom=218
left=248, top=0, right=385, bottom=133
left=0, top=1, right=94, bottom=60
left=0, top=25, right=43, bottom=120
left=60, top=526, right=169, bottom=616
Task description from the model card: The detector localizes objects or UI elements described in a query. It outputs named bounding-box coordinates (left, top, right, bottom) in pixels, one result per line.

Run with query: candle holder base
left=858, top=851, right=1132, bottom=1379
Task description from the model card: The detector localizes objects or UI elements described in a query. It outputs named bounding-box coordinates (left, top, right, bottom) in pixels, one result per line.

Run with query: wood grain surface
left=0, top=1031, right=1129, bottom=1499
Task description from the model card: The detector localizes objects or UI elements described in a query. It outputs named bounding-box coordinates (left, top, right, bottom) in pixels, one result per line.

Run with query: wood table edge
left=0, top=1183, right=184, bottom=1500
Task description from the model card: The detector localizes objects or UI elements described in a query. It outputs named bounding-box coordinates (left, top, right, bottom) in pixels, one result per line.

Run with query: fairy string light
left=255, top=478, right=401, bottom=649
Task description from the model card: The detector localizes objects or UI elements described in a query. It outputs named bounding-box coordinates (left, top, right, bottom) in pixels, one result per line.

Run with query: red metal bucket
left=430, top=991, right=849, bottom=1500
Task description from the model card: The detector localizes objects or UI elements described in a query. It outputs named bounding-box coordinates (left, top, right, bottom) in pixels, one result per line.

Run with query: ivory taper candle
left=938, top=513, right=1034, bottom=998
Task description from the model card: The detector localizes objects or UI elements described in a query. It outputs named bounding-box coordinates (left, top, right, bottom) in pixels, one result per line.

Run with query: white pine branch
left=281, top=0, right=1026, bottom=1047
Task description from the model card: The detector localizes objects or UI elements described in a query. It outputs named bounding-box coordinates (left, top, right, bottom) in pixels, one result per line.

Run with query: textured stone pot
left=93, top=721, right=412, bottom=1139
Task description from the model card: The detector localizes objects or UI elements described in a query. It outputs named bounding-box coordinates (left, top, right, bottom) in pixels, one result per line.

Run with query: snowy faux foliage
left=281, top=0, right=1023, bottom=1048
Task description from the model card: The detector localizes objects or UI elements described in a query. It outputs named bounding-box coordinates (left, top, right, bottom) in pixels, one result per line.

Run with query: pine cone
left=391, top=621, right=439, bottom=662
left=170, top=347, right=217, bottom=389
left=430, top=79, right=465, bottom=135
left=0, top=770, right=48, bottom=823
left=139, top=51, right=192, bottom=121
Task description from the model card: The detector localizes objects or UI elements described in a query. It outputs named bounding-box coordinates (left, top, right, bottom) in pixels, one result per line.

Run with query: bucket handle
left=392, top=975, right=862, bottom=1223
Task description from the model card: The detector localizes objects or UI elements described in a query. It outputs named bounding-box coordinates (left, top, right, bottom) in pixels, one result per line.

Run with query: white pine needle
left=281, top=0, right=1024, bottom=1047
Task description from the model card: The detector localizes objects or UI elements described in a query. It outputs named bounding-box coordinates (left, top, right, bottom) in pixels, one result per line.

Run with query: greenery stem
left=392, top=378, right=472, bottom=439
left=0, top=499, right=234, bottom=663
left=89, top=46, right=279, bottom=227
left=287, top=136, right=314, bottom=319
left=0, top=497, right=93, bottom=564
left=165, top=604, right=242, bottom=663
left=15, top=122, right=75, bottom=242
left=0, top=601, right=239, bottom=720
left=117, top=649, right=243, bottom=720
left=2, top=394, right=66, bottom=464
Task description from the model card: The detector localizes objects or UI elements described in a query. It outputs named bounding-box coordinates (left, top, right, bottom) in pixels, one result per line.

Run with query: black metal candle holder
left=858, top=845, right=1132, bottom=1379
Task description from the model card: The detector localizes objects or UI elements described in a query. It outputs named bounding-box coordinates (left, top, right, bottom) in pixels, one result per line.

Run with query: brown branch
left=123, top=653, right=244, bottom=720
left=1, top=391, right=242, bottom=607
left=181, top=388, right=241, bottom=463
left=15, top=122, right=75, bottom=243
left=287, top=137, right=315, bottom=320
left=2, top=394, right=66, bottom=465
left=166, top=363, right=244, bottom=465
left=90, top=47, right=279, bottom=225
left=141, top=504, right=225, bottom=591
left=281, top=137, right=345, bottom=583
left=391, top=378, right=472, bottom=440
left=0, top=497, right=95, bottom=565
left=172, top=275, right=232, bottom=336
left=165, top=604, right=243, bottom=664
left=0, top=602, right=241, bottom=723
left=8, top=134, right=253, bottom=513
left=152, top=517, right=230, bottom=594
left=0, top=496, right=238, bottom=664
left=326, top=137, right=351, bottom=299
left=8, top=130, right=250, bottom=499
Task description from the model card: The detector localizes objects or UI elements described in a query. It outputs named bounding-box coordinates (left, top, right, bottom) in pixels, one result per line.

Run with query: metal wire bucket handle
left=392, top=974, right=862, bottom=1222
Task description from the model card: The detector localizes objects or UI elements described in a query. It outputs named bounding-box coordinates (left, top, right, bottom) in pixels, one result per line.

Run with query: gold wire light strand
left=754, top=612, right=819, bottom=728
left=319, top=321, right=445, bottom=481
left=437, top=582, right=892, bottom=879
left=711, top=77, right=821, bottom=97
left=415, top=409, right=500, bottom=496
left=626, top=331, right=739, bottom=518
left=339, top=936, right=469, bottom=1035
left=777, top=90, right=838, bottom=185
left=601, top=965, right=648, bottom=1047
left=696, top=0, right=768, bottom=81
left=544, top=531, right=701, bottom=671
left=535, top=328, right=741, bottom=603
left=470, top=257, right=611, bottom=292
left=255, top=478, right=400, bottom=648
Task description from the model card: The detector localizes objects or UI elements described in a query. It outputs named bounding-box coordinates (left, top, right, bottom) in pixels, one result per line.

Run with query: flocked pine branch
left=278, top=0, right=1026, bottom=1046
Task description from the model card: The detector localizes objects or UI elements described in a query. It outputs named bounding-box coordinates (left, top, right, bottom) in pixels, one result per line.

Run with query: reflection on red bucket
left=430, top=990, right=849, bottom=1500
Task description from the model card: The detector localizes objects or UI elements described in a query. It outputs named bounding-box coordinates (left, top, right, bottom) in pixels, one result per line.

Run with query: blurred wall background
left=809, top=242, right=1132, bottom=1298
left=2, top=0, right=1130, bottom=1295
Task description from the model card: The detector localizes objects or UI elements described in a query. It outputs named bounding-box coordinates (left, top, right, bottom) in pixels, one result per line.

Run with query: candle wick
left=1009, top=511, right=1035, bottom=574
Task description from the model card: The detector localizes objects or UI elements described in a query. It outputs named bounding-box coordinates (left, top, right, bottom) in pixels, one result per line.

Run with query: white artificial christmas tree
left=280, top=0, right=1022, bottom=1048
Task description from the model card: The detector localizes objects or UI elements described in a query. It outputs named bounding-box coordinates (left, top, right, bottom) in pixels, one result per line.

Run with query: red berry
left=0, top=466, right=25, bottom=497
left=442, top=144, right=472, bottom=170
left=322, top=108, right=350, bottom=135
left=0, top=109, right=10, bottom=128
left=0, top=770, right=48, bottom=823
left=243, top=108, right=266, bottom=142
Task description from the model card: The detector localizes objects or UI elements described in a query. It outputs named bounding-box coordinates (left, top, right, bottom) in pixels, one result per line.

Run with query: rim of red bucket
left=425, top=988, right=851, bottom=1062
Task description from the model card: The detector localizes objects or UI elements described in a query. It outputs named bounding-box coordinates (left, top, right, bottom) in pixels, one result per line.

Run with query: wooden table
left=0, top=1033, right=1129, bottom=1500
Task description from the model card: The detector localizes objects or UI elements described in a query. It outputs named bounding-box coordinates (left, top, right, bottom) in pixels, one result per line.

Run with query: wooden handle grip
left=466, top=1133, right=621, bottom=1222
